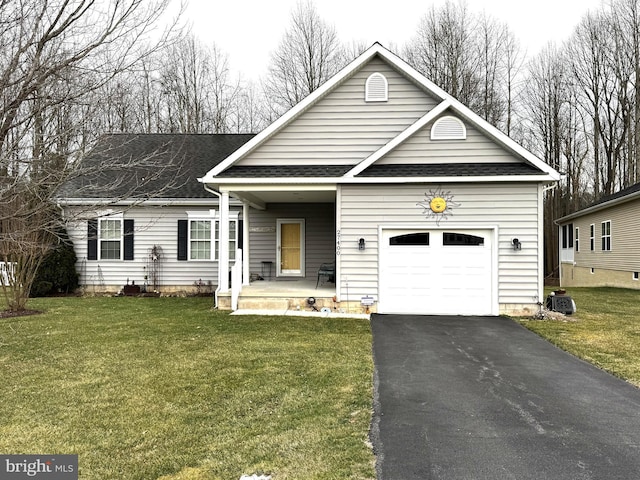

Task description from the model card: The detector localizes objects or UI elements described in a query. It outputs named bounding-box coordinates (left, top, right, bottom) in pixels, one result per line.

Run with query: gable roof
left=59, top=133, right=254, bottom=202
left=200, top=43, right=560, bottom=184
left=557, top=181, right=640, bottom=223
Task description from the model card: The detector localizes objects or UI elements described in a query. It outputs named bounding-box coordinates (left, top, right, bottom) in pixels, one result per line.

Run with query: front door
left=277, top=219, right=305, bottom=277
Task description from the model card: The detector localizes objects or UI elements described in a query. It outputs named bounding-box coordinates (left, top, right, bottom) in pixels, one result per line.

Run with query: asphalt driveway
left=370, top=314, right=640, bottom=480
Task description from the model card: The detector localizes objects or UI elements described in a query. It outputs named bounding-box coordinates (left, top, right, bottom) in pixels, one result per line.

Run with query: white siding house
left=59, top=134, right=253, bottom=294
left=201, top=43, right=560, bottom=316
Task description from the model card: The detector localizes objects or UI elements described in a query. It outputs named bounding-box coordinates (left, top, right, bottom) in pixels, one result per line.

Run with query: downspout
left=203, top=184, right=222, bottom=308
left=541, top=181, right=559, bottom=304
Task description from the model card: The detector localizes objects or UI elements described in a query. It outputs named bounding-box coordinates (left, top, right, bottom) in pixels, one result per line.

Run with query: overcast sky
left=182, top=0, right=604, bottom=82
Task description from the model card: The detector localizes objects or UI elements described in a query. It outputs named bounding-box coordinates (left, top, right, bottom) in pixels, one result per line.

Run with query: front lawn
left=0, top=297, right=375, bottom=479
left=521, top=287, right=640, bottom=387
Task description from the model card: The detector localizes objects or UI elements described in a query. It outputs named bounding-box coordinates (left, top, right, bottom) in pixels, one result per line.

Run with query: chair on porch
left=316, top=262, right=335, bottom=288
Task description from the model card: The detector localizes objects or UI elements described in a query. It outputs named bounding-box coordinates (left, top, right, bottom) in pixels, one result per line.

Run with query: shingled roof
left=59, top=133, right=254, bottom=200
left=213, top=162, right=545, bottom=179
left=557, top=180, right=640, bottom=223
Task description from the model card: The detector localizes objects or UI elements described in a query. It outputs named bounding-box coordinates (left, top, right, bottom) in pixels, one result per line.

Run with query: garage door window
left=443, top=232, right=484, bottom=246
left=389, top=232, right=430, bottom=246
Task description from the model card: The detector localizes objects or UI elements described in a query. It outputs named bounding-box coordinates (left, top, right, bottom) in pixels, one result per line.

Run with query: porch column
left=243, top=200, right=250, bottom=285
left=219, top=190, right=230, bottom=293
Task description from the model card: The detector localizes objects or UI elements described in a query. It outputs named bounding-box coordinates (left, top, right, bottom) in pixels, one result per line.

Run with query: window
left=601, top=220, right=611, bottom=251
left=590, top=224, right=595, bottom=251
left=365, top=72, right=388, bottom=102
left=561, top=224, right=573, bottom=249
left=633, top=272, right=639, bottom=281
left=87, top=216, right=133, bottom=261
left=575, top=227, right=579, bottom=252
left=389, top=232, right=429, bottom=246
left=100, top=217, right=122, bottom=260
left=443, top=232, right=484, bottom=246
left=431, top=115, right=466, bottom=140
left=179, top=211, right=238, bottom=261
left=190, top=220, right=212, bottom=260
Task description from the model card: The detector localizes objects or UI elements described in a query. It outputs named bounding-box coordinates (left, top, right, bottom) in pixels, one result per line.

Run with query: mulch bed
left=0, top=309, right=43, bottom=319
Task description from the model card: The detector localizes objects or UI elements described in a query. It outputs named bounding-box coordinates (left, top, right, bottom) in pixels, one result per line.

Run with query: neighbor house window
left=633, top=272, right=639, bottom=281
left=601, top=220, right=611, bottom=251
left=561, top=223, right=573, bottom=249
left=99, top=217, right=122, bottom=260
left=575, top=227, right=579, bottom=252
left=590, top=224, right=595, bottom=251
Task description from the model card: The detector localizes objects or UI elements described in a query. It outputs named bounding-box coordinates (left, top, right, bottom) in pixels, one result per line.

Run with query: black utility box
left=546, top=294, right=576, bottom=314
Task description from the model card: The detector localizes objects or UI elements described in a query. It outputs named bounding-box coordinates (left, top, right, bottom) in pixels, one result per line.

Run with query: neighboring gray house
left=60, top=133, right=254, bottom=293
left=201, top=43, right=561, bottom=316
left=556, top=182, right=640, bottom=290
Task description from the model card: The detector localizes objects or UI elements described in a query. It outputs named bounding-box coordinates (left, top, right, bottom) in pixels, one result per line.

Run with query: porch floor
left=218, top=277, right=351, bottom=314
left=240, top=278, right=335, bottom=297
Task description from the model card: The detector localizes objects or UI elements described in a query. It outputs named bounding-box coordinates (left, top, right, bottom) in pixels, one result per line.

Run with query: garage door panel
left=380, top=229, right=494, bottom=315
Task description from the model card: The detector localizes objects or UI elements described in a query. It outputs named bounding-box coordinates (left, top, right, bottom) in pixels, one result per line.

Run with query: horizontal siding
left=66, top=205, right=238, bottom=290
left=239, top=57, right=439, bottom=166
left=338, top=183, right=541, bottom=306
left=378, top=120, right=521, bottom=164
left=570, top=197, right=640, bottom=271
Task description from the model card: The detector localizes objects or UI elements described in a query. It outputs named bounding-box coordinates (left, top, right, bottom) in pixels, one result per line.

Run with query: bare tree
left=405, top=1, right=478, bottom=108
left=568, top=10, right=630, bottom=196
left=0, top=0, right=182, bottom=311
left=262, top=0, right=345, bottom=114
left=404, top=0, right=522, bottom=131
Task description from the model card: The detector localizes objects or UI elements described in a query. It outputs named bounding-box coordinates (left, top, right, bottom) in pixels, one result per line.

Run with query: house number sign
left=336, top=229, right=341, bottom=255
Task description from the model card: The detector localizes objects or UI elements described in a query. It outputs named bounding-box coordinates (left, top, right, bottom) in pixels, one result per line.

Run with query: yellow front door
left=278, top=219, right=304, bottom=276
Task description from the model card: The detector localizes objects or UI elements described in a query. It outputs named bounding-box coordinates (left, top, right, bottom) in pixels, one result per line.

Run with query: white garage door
left=379, top=229, right=494, bottom=315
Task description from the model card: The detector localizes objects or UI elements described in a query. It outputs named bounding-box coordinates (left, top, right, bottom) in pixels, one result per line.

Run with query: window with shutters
left=99, top=216, right=123, bottom=260
left=431, top=115, right=466, bottom=140
left=365, top=72, right=388, bottom=102
left=179, top=211, right=238, bottom=261
left=87, top=215, right=133, bottom=261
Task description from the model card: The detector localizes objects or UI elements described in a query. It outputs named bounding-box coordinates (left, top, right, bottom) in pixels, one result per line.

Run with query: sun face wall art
left=416, top=187, right=461, bottom=226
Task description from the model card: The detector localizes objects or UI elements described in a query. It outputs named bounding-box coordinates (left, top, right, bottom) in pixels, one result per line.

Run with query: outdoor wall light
left=512, top=238, right=522, bottom=251
left=358, top=238, right=366, bottom=251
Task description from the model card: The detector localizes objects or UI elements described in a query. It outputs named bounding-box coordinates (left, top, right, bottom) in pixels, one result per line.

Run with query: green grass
left=520, top=287, right=640, bottom=387
left=0, top=297, right=375, bottom=479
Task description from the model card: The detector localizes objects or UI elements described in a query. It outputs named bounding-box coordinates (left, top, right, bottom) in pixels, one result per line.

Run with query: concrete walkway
left=370, top=314, right=640, bottom=480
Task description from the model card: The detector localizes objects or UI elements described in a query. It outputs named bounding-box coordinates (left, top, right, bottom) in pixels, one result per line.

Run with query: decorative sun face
left=417, top=187, right=460, bottom=225
left=430, top=197, right=447, bottom=213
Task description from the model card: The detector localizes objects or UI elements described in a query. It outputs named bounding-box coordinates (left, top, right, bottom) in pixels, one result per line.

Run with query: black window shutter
left=177, top=220, right=188, bottom=261
left=124, top=219, right=134, bottom=261
left=237, top=220, right=243, bottom=248
left=87, top=219, right=98, bottom=260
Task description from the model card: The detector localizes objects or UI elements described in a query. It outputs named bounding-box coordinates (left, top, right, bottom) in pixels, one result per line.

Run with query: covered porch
left=212, top=184, right=340, bottom=312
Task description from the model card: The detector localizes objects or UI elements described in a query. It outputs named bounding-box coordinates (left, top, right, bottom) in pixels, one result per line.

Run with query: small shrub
left=32, top=231, right=79, bottom=296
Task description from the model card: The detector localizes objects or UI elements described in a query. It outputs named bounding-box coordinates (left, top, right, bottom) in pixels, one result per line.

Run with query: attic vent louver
left=365, top=72, right=388, bottom=102
left=431, top=115, right=467, bottom=140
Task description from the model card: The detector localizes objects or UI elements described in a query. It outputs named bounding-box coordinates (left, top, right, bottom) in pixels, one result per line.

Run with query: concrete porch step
left=236, top=295, right=336, bottom=312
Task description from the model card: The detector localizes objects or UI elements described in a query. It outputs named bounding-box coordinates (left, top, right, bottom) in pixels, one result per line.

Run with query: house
left=556, top=182, right=640, bottom=289
left=59, top=133, right=254, bottom=294
left=199, top=43, right=561, bottom=316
